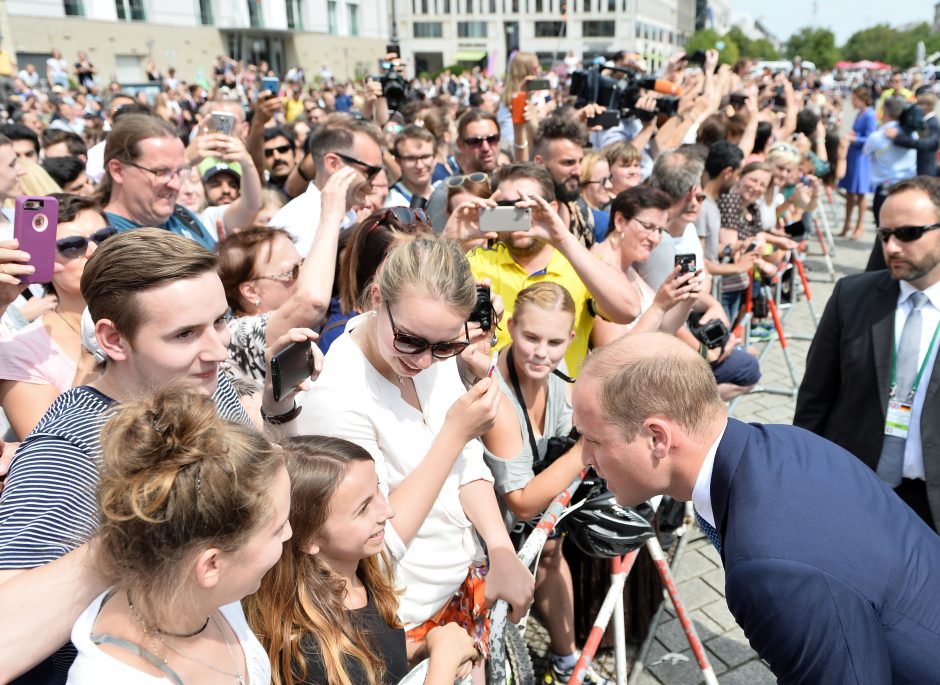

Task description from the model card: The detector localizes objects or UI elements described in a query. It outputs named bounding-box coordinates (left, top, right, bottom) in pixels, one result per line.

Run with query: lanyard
left=891, top=318, right=940, bottom=402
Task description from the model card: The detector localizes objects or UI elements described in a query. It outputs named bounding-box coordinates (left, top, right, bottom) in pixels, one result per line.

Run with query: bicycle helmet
left=560, top=487, right=655, bottom=558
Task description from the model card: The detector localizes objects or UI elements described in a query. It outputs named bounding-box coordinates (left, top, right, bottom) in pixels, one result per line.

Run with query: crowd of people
left=0, top=42, right=937, bottom=685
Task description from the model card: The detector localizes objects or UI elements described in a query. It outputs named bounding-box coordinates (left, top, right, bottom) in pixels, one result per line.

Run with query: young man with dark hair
left=0, top=123, right=40, bottom=162
left=387, top=125, right=436, bottom=207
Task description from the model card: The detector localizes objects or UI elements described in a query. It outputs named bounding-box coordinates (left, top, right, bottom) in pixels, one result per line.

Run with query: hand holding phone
left=14, top=196, right=58, bottom=285
left=261, top=76, right=279, bottom=94
left=270, top=340, right=314, bottom=402
left=675, top=253, right=697, bottom=275
left=208, top=111, right=236, bottom=136
left=479, top=206, right=532, bottom=233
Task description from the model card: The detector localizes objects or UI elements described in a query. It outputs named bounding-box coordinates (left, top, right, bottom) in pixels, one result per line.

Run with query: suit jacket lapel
left=871, top=275, right=900, bottom=413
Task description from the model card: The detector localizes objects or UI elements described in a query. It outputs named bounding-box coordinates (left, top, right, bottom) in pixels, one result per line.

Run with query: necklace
left=127, top=592, right=210, bottom=639
left=153, top=613, right=246, bottom=685
left=52, top=307, right=81, bottom=336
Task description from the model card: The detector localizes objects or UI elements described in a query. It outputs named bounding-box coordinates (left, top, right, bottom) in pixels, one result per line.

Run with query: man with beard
left=796, top=176, right=940, bottom=532
left=467, top=162, right=640, bottom=375
left=262, top=126, right=297, bottom=191
left=532, top=114, right=596, bottom=248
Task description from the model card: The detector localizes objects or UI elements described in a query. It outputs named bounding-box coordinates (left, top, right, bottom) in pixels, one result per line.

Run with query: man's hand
left=513, top=193, right=570, bottom=246
left=253, top=91, right=284, bottom=127
left=442, top=196, right=497, bottom=245
left=185, top=131, right=232, bottom=167
left=0, top=239, right=36, bottom=310
left=261, top=327, right=324, bottom=415
left=319, top=166, right=360, bottom=220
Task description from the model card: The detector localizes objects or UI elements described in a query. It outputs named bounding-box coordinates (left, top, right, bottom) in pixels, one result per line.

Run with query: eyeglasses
left=462, top=134, right=500, bottom=148
left=583, top=176, right=613, bottom=186
left=631, top=217, right=666, bottom=233
left=253, top=261, right=303, bottom=283
left=366, top=207, right=429, bottom=233
left=121, top=160, right=191, bottom=184
left=334, top=152, right=383, bottom=180
left=56, top=226, right=118, bottom=259
left=385, top=300, right=471, bottom=359
left=445, top=172, right=490, bottom=188
left=264, top=144, right=293, bottom=157
left=396, top=153, right=434, bottom=165
left=876, top=223, right=940, bottom=244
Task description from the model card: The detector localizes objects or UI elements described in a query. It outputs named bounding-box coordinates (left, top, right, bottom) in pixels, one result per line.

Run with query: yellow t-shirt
left=284, top=96, right=304, bottom=123
left=467, top=242, right=595, bottom=376
left=0, top=51, right=14, bottom=78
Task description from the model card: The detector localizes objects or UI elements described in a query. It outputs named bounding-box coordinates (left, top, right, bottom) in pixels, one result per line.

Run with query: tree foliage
left=840, top=22, right=940, bottom=69
left=784, top=27, right=839, bottom=70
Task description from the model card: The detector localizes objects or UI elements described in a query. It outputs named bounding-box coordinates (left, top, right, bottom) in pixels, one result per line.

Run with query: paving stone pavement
left=520, top=193, right=876, bottom=683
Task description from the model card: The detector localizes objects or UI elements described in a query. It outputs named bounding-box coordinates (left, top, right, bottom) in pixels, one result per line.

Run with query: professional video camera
left=374, top=59, right=411, bottom=112
left=569, top=65, right=680, bottom=121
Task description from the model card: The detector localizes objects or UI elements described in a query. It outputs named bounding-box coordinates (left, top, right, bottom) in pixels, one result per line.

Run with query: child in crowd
left=246, top=435, right=477, bottom=685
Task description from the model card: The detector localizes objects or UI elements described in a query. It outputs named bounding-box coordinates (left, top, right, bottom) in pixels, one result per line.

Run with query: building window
left=582, top=20, right=614, bottom=37
left=465, top=0, right=471, bottom=11
left=510, top=0, right=519, bottom=11
left=348, top=3, right=359, bottom=35
left=607, top=0, right=615, bottom=10
left=457, top=21, right=487, bottom=38
left=246, top=0, right=262, bottom=27
left=63, top=0, right=84, bottom=15
left=443, top=0, right=450, bottom=11
left=327, top=0, right=337, bottom=33
left=535, top=0, right=542, bottom=10
left=115, top=0, right=145, bottom=20
left=414, top=21, right=443, bottom=37
left=421, top=0, right=428, bottom=12
left=285, top=0, right=302, bottom=29
left=197, top=0, right=212, bottom=24
left=535, top=21, right=564, bottom=37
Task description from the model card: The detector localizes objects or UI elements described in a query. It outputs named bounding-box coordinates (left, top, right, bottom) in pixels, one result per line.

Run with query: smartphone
left=270, top=340, right=313, bottom=402
left=687, top=50, right=707, bottom=67
left=261, top=76, right=279, bottom=94
left=675, top=253, right=697, bottom=275
left=479, top=206, right=532, bottom=233
left=744, top=242, right=758, bottom=254
left=525, top=78, right=550, bottom=91
left=587, top=111, right=621, bottom=129
left=386, top=44, right=401, bottom=57
left=511, top=92, right=527, bottom=125
left=729, top=93, right=748, bottom=108
left=14, top=196, right=58, bottom=284
left=208, top=111, right=236, bottom=136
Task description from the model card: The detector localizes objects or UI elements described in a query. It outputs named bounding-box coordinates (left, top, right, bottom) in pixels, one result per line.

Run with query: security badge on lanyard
left=884, top=322, right=940, bottom=440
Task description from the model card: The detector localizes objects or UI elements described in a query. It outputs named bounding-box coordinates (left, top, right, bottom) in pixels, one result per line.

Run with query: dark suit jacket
left=714, top=419, right=940, bottom=684
left=794, top=269, right=940, bottom=530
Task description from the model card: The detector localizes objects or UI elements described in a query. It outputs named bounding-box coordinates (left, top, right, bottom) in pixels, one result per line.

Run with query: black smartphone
left=744, top=242, right=758, bottom=254
left=587, top=111, right=621, bottom=129
left=270, top=341, right=313, bottom=402
left=687, top=50, right=707, bottom=67
left=729, top=93, right=748, bottom=108
left=675, top=254, right=697, bottom=275
left=525, top=78, right=550, bottom=91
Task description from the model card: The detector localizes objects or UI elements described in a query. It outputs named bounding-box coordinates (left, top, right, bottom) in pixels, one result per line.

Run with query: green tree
left=750, top=38, right=779, bottom=60
left=723, top=26, right=779, bottom=60
left=887, top=23, right=932, bottom=69
left=785, top=27, right=839, bottom=70
left=841, top=24, right=896, bottom=64
left=685, top=28, right=739, bottom=65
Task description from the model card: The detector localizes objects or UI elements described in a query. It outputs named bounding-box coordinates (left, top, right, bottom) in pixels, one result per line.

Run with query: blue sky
left=732, top=0, right=934, bottom=45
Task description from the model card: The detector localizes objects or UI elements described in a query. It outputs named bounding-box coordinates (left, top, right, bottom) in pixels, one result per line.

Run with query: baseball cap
left=198, top=157, right=242, bottom=182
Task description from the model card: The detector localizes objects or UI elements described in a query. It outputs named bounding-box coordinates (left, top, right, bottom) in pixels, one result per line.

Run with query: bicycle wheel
left=488, top=621, right=535, bottom=685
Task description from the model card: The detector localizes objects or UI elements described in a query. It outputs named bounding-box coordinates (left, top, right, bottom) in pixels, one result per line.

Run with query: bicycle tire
left=489, top=621, right=535, bottom=685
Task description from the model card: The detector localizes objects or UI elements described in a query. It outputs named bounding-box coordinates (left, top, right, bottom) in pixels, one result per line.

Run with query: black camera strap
left=506, top=346, right=542, bottom=461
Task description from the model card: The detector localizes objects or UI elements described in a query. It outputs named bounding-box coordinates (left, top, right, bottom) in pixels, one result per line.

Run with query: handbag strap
left=506, top=346, right=541, bottom=461
left=90, top=633, right=185, bottom=685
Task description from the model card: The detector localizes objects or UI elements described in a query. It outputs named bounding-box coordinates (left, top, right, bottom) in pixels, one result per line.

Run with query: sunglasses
left=462, top=134, right=500, bottom=148
left=366, top=207, right=429, bottom=233
left=254, top=261, right=303, bottom=283
left=334, top=152, right=383, bottom=180
left=56, top=226, right=118, bottom=259
left=445, top=172, right=490, bottom=188
left=264, top=144, right=293, bottom=156
left=876, top=224, right=940, bottom=244
left=385, top=300, right=470, bottom=359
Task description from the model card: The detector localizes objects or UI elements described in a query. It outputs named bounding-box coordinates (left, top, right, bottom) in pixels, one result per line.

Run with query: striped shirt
left=0, top=372, right=252, bottom=570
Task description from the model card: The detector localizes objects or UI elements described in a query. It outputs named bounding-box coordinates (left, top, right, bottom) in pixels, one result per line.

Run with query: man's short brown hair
left=491, top=161, right=556, bottom=202
left=308, top=114, right=383, bottom=173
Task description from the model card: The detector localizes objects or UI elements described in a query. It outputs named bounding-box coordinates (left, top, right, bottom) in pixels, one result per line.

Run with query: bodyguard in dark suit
left=573, top=332, right=940, bottom=683
left=796, top=176, right=940, bottom=531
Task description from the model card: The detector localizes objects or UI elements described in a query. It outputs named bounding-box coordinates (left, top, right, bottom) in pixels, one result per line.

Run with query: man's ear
left=322, top=151, right=342, bottom=175
left=95, top=318, right=129, bottom=362
left=106, top=158, right=125, bottom=185
left=647, top=418, right=672, bottom=461
left=533, top=153, right=545, bottom=165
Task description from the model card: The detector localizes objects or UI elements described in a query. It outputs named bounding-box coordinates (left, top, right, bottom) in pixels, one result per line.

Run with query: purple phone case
left=14, top=195, right=58, bottom=284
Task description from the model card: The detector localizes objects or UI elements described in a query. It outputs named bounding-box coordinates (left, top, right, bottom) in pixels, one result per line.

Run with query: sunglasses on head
left=334, top=152, right=383, bottom=180
left=876, top=223, right=940, bottom=244
left=264, top=144, right=293, bottom=156
left=445, top=172, right=490, bottom=188
left=366, top=207, right=429, bottom=233
left=385, top=300, right=470, bottom=359
left=462, top=134, right=500, bottom=148
left=56, top=226, right=118, bottom=259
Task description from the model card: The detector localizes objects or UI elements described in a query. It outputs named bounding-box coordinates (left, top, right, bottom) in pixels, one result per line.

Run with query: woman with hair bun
left=67, top=383, right=291, bottom=684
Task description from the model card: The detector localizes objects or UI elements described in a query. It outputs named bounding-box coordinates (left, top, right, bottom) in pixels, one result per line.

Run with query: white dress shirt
left=895, top=281, right=940, bottom=480
left=690, top=422, right=728, bottom=528
left=268, top=181, right=355, bottom=255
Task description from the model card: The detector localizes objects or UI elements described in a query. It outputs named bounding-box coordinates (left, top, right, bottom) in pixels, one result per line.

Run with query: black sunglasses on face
left=264, top=144, right=293, bottom=156
left=334, top=152, right=383, bottom=180
left=384, top=300, right=471, bottom=359
left=876, top=223, right=940, bottom=244
left=56, top=226, right=118, bottom=259
left=463, top=134, right=500, bottom=148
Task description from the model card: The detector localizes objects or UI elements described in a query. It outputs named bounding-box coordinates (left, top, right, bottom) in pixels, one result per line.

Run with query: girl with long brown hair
left=245, top=435, right=477, bottom=685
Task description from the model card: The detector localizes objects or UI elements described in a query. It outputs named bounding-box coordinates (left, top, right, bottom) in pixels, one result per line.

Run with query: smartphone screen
left=525, top=78, right=550, bottom=91
left=261, top=76, right=279, bottom=94
left=675, top=253, right=697, bottom=274
left=14, top=196, right=58, bottom=284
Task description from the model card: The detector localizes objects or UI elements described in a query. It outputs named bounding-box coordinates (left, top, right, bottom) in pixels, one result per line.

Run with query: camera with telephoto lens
left=687, top=311, right=729, bottom=350
left=569, top=66, right=679, bottom=122
left=372, top=60, right=411, bottom=113
left=468, top=285, right=493, bottom=332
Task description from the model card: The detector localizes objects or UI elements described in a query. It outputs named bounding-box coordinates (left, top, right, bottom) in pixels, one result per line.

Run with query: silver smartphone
left=478, top=206, right=532, bottom=233
left=209, top=111, right=236, bottom=136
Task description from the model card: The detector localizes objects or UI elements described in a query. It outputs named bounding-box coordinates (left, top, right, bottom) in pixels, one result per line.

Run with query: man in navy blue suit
left=572, top=332, right=940, bottom=683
